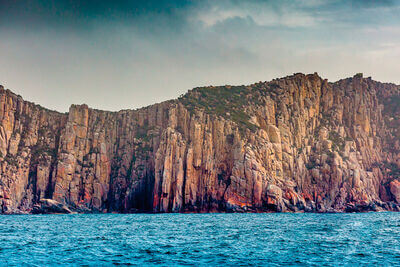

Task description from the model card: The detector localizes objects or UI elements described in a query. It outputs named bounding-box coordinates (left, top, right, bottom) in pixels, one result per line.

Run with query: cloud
left=0, top=0, right=192, bottom=34
left=347, top=0, right=395, bottom=8
left=193, top=1, right=321, bottom=28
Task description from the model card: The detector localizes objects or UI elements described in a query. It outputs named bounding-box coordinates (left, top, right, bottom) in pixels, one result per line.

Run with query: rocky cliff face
left=0, top=73, right=399, bottom=213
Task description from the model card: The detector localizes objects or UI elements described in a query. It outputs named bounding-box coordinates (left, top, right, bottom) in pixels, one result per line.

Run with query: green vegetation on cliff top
left=178, top=84, right=266, bottom=133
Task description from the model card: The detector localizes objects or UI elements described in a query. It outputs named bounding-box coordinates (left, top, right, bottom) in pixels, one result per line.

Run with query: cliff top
left=1, top=73, right=399, bottom=117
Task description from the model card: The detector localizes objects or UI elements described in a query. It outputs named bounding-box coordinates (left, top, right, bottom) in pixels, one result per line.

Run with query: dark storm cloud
left=0, top=0, right=193, bottom=33
left=0, top=0, right=190, bottom=21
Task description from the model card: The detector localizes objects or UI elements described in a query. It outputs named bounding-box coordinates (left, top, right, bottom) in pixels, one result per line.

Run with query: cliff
left=0, top=73, right=399, bottom=214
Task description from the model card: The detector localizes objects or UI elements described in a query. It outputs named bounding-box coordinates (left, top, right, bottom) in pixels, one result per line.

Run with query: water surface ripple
left=0, top=213, right=399, bottom=266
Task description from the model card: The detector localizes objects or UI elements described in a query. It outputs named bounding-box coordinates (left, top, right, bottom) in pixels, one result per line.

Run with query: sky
left=0, top=0, right=399, bottom=112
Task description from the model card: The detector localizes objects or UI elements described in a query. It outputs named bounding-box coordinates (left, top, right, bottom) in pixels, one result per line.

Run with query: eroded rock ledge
left=0, top=73, right=399, bottom=214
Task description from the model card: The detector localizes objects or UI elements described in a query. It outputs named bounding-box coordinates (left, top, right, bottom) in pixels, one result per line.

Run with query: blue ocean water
left=0, top=213, right=399, bottom=266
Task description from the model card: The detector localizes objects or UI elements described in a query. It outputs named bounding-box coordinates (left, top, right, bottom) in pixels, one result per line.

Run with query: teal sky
left=1, top=0, right=399, bottom=112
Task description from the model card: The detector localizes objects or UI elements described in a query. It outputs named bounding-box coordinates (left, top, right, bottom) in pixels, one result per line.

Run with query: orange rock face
left=0, top=73, right=399, bottom=213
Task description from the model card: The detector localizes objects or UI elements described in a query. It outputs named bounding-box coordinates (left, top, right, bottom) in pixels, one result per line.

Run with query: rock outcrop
left=0, top=73, right=399, bottom=214
left=32, top=199, right=73, bottom=214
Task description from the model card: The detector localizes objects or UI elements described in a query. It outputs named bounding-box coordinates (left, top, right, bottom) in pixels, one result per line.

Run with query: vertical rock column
left=53, top=104, right=89, bottom=206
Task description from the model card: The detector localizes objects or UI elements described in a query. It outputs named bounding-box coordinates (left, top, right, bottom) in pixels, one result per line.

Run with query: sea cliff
left=0, top=73, right=399, bottom=214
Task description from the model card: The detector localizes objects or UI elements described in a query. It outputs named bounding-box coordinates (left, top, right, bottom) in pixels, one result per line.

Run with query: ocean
left=1, top=212, right=399, bottom=266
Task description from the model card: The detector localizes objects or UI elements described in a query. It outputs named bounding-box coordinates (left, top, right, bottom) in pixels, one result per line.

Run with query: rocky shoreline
left=3, top=198, right=400, bottom=215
